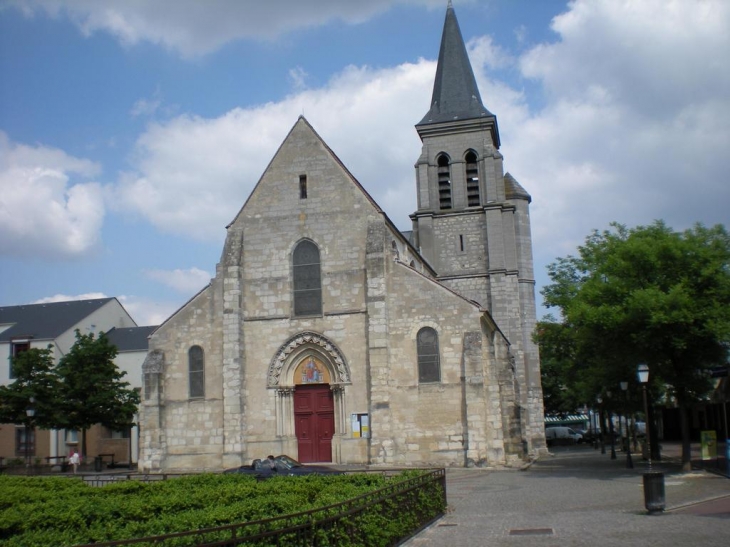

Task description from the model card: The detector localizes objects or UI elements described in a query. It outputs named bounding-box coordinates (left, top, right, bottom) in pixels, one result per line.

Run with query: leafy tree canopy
left=540, top=221, right=730, bottom=408
left=0, top=346, right=62, bottom=428
left=56, top=331, right=140, bottom=435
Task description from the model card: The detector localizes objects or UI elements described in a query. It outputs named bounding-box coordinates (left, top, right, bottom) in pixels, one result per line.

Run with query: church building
left=139, top=3, right=545, bottom=472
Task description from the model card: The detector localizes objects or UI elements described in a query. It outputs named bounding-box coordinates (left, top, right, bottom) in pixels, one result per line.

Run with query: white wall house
left=0, top=298, right=153, bottom=466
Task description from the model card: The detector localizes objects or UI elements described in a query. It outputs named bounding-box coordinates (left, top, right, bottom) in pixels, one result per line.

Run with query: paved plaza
left=405, top=443, right=730, bottom=546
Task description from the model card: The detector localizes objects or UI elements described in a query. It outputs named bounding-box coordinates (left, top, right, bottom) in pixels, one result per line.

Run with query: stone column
left=218, top=226, right=246, bottom=469
left=140, top=349, right=165, bottom=472
left=365, top=220, right=392, bottom=465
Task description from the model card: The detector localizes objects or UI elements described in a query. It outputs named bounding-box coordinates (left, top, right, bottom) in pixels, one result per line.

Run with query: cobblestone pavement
left=404, top=444, right=730, bottom=546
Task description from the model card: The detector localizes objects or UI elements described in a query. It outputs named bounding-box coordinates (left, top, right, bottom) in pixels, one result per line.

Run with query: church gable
left=223, top=116, right=393, bottom=321
left=229, top=116, right=383, bottom=232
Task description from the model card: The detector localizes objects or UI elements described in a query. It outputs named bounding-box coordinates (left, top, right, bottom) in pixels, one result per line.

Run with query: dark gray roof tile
left=0, top=298, right=116, bottom=343
left=105, top=326, right=157, bottom=352
left=417, top=2, right=499, bottom=147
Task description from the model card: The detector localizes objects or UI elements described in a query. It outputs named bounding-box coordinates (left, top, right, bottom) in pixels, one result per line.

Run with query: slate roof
left=417, top=1, right=499, bottom=145
left=504, top=172, right=532, bottom=203
left=400, top=230, right=414, bottom=246
left=0, top=298, right=116, bottom=343
left=105, top=326, right=157, bottom=352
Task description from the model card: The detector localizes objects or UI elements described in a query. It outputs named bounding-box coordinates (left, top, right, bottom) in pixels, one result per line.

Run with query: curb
left=665, top=492, right=730, bottom=513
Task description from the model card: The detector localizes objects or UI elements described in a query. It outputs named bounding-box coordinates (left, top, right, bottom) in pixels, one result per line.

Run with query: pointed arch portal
left=267, top=332, right=351, bottom=463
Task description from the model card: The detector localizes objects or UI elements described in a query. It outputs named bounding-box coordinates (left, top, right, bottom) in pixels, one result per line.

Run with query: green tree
left=536, top=317, right=582, bottom=415
left=56, top=330, right=140, bottom=457
left=0, top=347, right=62, bottom=464
left=541, top=221, right=730, bottom=470
left=0, top=346, right=62, bottom=428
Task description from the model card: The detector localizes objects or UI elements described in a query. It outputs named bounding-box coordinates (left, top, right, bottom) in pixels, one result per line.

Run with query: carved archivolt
left=268, top=331, right=351, bottom=387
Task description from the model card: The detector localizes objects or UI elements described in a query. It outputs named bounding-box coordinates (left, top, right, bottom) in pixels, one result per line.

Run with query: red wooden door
left=294, top=385, right=334, bottom=463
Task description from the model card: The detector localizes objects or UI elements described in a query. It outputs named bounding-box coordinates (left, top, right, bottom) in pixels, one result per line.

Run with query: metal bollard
left=643, top=472, right=665, bottom=513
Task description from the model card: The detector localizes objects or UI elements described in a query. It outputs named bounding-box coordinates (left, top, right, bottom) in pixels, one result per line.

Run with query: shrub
left=0, top=471, right=445, bottom=547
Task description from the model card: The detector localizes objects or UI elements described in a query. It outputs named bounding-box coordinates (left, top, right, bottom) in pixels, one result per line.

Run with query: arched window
left=188, top=345, right=205, bottom=398
left=293, top=240, right=322, bottom=316
left=437, top=154, right=452, bottom=210
left=465, top=150, right=480, bottom=206
left=417, top=327, right=441, bottom=383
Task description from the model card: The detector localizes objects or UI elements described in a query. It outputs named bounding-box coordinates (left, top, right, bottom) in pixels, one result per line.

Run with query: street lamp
left=636, top=363, right=665, bottom=513
left=25, top=397, right=35, bottom=472
left=637, top=364, right=651, bottom=469
left=620, top=381, right=633, bottom=469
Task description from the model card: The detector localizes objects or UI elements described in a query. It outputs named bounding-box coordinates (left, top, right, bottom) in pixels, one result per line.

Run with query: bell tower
left=409, top=1, right=545, bottom=451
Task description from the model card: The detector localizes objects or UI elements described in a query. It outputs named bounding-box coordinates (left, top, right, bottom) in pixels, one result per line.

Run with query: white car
left=545, top=426, right=583, bottom=446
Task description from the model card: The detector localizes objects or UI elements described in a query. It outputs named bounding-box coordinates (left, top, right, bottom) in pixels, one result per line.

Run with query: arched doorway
left=294, top=385, right=334, bottom=463
left=293, top=356, right=334, bottom=463
left=267, top=332, right=351, bottom=463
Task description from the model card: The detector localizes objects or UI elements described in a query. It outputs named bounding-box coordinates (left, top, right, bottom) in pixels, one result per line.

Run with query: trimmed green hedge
left=0, top=471, right=444, bottom=547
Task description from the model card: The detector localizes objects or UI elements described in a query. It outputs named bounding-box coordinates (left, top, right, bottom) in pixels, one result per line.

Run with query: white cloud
left=33, top=292, right=108, bottom=304
left=145, top=267, right=212, bottom=294
left=6, top=0, right=450, bottom=58
left=510, top=0, right=730, bottom=281
left=130, top=86, right=163, bottom=118
left=130, top=98, right=160, bottom=118
left=288, top=67, right=309, bottom=91
left=0, top=133, right=105, bottom=258
left=108, top=60, right=436, bottom=240
left=116, top=295, right=181, bottom=327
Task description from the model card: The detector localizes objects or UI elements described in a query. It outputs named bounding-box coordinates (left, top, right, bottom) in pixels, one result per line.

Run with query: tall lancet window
left=293, top=240, right=322, bottom=316
left=188, top=345, right=205, bottom=398
left=465, top=150, right=480, bottom=206
left=417, top=327, right=441, bottom=383
left=437, top=154, right=452, bottom=209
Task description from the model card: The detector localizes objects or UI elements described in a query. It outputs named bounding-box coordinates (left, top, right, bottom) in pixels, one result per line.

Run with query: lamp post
left=637, top=363, right=665, bottom=513
left=621, top=381, right=633, bottom=469
left=637, top=364, right=651, bottom=469
left=25, top=397, right=35, bottom=473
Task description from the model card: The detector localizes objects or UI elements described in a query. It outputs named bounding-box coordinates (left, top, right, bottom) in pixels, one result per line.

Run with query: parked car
left=545, top=426, right=583, bottom=446
left=581, top=429, right=601, bottom=444
left=224, top=455, right=343, bottom=479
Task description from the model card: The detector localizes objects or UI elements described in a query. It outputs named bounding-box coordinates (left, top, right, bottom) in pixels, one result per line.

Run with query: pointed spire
left=417, top=3, right=499, bottom=145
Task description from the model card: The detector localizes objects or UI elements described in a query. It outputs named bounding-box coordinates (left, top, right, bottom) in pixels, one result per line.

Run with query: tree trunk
left=81, top=428, right=88, bottom=463
left=680, top=405, right=692, bottom=472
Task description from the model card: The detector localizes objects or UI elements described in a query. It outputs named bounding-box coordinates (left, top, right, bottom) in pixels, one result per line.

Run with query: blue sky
left=1, top=0, right=728, bottom=326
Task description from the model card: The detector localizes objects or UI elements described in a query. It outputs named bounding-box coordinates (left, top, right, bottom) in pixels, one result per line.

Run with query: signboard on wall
left=351, top=413, right=370, bottom=438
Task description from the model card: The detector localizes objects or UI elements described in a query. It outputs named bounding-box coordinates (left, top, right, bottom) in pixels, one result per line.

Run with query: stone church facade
left=140, top=4, right=545, bottom=472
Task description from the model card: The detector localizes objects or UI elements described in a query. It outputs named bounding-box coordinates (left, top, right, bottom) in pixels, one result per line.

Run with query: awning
left=544, top=414, right=589, bottom=425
